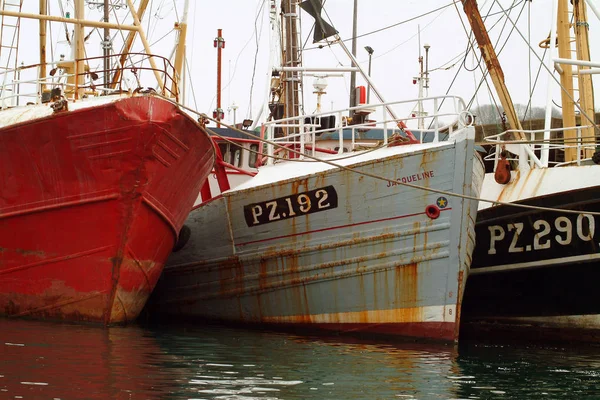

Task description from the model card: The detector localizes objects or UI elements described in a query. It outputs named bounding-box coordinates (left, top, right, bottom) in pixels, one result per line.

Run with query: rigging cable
left=491, top=0, right=600, bottom=135
left=425, top=0, right=524, bottom=130
left=247, top=0, right=267, bottom=120
left=206, top=0, right=266, bottom=115
left=157, top=93, right=600, bottom=217
left=464, top=0, right=529, bottom=113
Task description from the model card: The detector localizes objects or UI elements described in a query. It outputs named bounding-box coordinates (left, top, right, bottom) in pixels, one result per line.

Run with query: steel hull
left=149, top=127, right=483, bottom=342
left=463, top=168, right=600, bottom=341
left=0, top=95, right=215, bottom=324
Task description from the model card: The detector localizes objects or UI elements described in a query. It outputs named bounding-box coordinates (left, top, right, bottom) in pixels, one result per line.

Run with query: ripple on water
left=2, top=320, right=600, bottom=399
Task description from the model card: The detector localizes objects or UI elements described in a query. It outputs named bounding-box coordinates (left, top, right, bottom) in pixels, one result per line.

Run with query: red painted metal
left=0, top=95, right=215, bottom=325
left=212, top=140, right=231, bottom=194
left=425, top=204, right=441, bottom=219
left=216, top=160, right=257, bottom=177
left=304, top=145, right=338, bottom=155
left=356, top=85, right=366, bottom=104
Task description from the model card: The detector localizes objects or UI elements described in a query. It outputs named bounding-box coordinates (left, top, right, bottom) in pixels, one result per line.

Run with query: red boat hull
left=0, top=95, right=214, bottom=324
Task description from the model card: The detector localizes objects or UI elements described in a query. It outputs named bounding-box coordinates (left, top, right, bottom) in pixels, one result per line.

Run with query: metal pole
left=74, top=0, right=85, bottom=99
left=417, top=52, right=424, bottom=130
left=39, top=0, right=47, bottom=81
left=171, top=0, right=189, bottom=99
left=103, top=0, right=110, bottom=88
left=349, top=0, right=358, bottom=114
left=217, top=28, right=223, bottom=128
left=365, top=47, right=373, bottom=103
left=424, top=43, right=430, bottom=92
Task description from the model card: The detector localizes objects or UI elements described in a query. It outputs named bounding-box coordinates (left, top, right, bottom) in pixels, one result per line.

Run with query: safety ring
left=459, top=110, right=475, bottom=127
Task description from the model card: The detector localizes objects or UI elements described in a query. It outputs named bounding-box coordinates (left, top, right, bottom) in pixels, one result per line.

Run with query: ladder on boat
left=0, top=0, right=24, bottom=107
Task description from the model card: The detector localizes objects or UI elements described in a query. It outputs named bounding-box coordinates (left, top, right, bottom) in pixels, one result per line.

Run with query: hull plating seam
left=166, top=239, right=451, bottom=291
left=11, top=291, right=105, bottom=317
left=141, top=194, right=178, bottom=239
left=161, top=249, right=452, bottom=303
left=237, top=207, right=453, bottom=247
left=0, top=193, right=120, bottom=220
left=165, top=221, right=452, bottom=272
left=0, top=245, right=113, bottom=276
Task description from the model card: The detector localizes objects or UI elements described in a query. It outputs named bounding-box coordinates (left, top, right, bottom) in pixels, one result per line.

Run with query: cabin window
left=334, top=146, right=349, bottom=153
left=218, top=142, right=243, bottom=167
left=248, top=144, right=259, bottom=167
left=232, top=147, right=242, bottom=167
left=218, top=143, right=228, bottom=161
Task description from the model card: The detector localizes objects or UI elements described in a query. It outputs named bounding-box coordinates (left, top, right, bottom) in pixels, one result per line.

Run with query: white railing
left=261, top=95, right=471, bottom=165
left=484, top=125, right=597, bottom=168
left=0, top=52, right=179, bottom=108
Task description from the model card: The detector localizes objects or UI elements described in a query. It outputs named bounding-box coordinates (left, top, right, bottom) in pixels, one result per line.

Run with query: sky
left=8, top=0, right=600, bottom=126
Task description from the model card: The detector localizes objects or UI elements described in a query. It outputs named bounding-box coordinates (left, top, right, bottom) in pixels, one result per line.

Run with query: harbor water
left=1, top=318, right=600, bottom=399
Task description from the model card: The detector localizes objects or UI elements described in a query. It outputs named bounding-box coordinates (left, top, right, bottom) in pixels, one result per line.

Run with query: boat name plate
left=244, top=185, right=338, bottom=227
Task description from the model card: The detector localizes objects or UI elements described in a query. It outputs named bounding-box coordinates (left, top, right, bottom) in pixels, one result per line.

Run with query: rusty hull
left=150, top=127, right=483, bottom=342
left=0, top=95, right=215, bottom=324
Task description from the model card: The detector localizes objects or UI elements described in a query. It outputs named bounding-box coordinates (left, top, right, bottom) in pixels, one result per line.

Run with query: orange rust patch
left=0, top=280, right=108, bottom=323
left=397, top=263, right=419, bottom=322
left=261, top=305, right=430, bottom=324
left=109, top=286, right=153, bottom=323
left=258, top=257, right=268, bottom=291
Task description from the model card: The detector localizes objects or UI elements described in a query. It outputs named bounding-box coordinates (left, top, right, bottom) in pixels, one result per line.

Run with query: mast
left=39, top=0, right=47, bottom=80
left=349, top=0, right=357, bottom=113
left=171, top=0, right=189, bottom=98
left=460, top=0, right=525, bottom=140
left=103, top=0, right=110, bottom=88
left=281, top=0, right=302, bottom=120
left=557, top=0, right=577, bottom=162
left=74, top=0, right=85, bottom=99
left=125, top=0, right=164, bottom=93
left=214, top=28, right=224, bottom=127
left=573, top=0, right=596, bottom=159
left=110, top=0, right=149, bottom=88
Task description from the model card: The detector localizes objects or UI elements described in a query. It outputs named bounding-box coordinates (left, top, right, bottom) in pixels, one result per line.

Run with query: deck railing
left=484, top=125, right=597, bottom=168
left=261, top=95, right=471, bottom=165
left=0, top=52, right=178, bottom=108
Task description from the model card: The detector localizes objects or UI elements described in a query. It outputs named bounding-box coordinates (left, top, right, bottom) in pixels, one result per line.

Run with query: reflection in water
left=1, top=319, right=600, bottom=399
left=148, top=324, right=461, bottom=399
left=0, top=319, right=177, bottom=399
left=455, top=340, right=600, bottom=399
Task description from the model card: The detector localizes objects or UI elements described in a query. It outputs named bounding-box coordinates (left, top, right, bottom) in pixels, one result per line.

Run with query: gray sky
left=11, top=1, right=600, bottom=125
left=182, top=0, right=600, bottom=124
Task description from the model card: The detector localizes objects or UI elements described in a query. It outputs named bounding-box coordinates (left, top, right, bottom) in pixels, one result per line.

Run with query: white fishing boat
left=148, top=0, right=484, bottom=342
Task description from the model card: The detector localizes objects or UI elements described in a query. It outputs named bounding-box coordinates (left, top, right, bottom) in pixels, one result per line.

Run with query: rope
left=156, top=94, right=600, bottom=217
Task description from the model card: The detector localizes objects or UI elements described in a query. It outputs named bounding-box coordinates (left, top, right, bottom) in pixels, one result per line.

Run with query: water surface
left=1, top=319, right=600, bottom=399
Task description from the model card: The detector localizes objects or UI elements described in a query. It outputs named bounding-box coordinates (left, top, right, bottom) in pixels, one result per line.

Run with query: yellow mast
left=573, top=0, right=596, bottom=159
left=39, top=0, right=46, bottom=80
left=74, top=0, right=85, bottom=99
left=110, top=0, right=150, bottom=89
left=170, top=0, right=189, bottom=99
left=0, top=10, right=139, bottom=31
left=125, top=0, right=165, bottom=93
left=460, top=0, right=525, bottom=141
left=557, top=0, right=578, bottom=162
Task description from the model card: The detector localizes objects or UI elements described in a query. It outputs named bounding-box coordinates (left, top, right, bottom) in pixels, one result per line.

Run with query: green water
left=1, top=318, right=599, bottom=399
